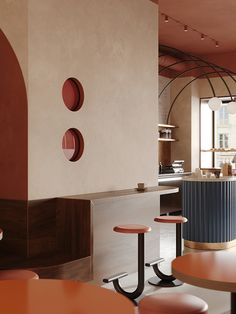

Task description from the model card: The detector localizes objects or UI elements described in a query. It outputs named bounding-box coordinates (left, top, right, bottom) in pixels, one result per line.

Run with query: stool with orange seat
left=103, top=224, right=151, bottom=302
left=138, top=293, right=208, bottom=314
left=146, top=215, right=187, bottom=287
left=0, top=269, right=39, bottom=280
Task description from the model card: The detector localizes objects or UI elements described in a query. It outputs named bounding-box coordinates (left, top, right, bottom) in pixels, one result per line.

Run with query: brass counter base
left=184, top=239, right=236, bottom=250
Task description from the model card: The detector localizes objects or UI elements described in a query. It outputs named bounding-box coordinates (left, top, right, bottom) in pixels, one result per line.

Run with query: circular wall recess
left=62, top=128, right=84, bottom=161
left=62, top=78, right=84, bottom=111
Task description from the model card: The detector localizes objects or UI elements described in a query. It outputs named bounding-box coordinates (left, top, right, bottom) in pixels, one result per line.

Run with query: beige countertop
left=60, top=185, right=179, bottom=201
left=183, top=176, right=236, bottom=182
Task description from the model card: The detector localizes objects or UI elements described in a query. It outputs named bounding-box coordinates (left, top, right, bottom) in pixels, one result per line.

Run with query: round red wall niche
left=62, top=78, right=84, bottom=111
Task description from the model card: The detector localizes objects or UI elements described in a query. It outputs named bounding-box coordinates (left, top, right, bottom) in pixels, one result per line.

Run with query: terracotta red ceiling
left=158, top=0, right=236, bottom=71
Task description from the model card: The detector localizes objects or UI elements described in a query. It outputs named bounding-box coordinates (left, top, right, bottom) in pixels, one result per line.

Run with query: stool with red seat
left=0, top=228, right=39, bottom=280
left=103, top=224, right=151, bottom=302
left=146, top=216, right=187, bottom=287
left=138, top=293, right=208, bottom=314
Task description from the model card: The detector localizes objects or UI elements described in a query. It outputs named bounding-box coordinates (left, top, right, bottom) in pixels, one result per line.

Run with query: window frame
left=199, top=96, right=236, bottom=168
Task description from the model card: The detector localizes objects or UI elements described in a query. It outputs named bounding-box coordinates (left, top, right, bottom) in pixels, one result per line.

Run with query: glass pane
left=201, top=102, right=213, bottom=149
left=200, top=101, right=213, bottom=167
left=201, top=152, right=212, bottom=168
left=214, top=104, right=236, bottom=166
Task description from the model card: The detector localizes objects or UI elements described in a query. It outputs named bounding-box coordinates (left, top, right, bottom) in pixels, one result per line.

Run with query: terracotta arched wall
left=0, top=30, right=27, bottom=200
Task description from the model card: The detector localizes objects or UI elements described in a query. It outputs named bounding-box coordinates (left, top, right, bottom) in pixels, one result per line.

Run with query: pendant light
left=208, top=97, right=222, bottom=111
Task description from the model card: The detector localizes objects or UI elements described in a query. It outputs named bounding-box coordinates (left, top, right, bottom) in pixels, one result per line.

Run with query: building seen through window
left=200, top=97, right=236, bottom=168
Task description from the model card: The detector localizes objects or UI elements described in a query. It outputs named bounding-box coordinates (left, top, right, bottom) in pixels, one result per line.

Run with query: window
left=200, top=97, right=236, bottom=168
left=218, top=106, right=228, bottom=125
left=219, top=133, right=229, bottom=149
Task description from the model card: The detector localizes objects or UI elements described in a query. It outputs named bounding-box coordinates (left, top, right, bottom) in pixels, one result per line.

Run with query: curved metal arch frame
left=160, top=47, right=236, bottom=95
left=166, top=70, right=228, bottom=123
left=160, top=45, right=236, bottom=75
left=159, top=64, right=216, bottom=97
left=159, top=45, right=236, bottom=123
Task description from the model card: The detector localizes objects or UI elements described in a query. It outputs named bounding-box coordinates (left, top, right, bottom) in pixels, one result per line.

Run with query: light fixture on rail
left=160, top=12, right=220, bottom=48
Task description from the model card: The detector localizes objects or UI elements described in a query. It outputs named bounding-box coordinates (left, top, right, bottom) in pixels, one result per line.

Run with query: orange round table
left=0, top=279, right=135, bottom=314
left=172, top=251, right=236, bottom=314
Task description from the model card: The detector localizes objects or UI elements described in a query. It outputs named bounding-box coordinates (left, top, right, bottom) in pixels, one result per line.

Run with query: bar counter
left=59, top=185, right=179, bottom=282
left=183, top=176, right=236, bottom=250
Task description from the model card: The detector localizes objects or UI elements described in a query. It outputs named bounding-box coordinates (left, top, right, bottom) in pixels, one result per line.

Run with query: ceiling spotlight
left=201, top=34, right=205, bottom=40
left=164, top=15, right=169, bottom=23
left=215, top=41, right=219, bottom=48
left=184, top=25, right=188, bottom=32
left=226, top=101, right=236, bottom=114
left=208, top=97, right=222, bottom=111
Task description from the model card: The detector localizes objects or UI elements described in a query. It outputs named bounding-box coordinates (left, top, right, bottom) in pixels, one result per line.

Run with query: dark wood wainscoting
left=0, top=187, right=177, bottom=283
left=0, top=198, right=92, bottom=281
left=0, top=199, right=28, bottom=256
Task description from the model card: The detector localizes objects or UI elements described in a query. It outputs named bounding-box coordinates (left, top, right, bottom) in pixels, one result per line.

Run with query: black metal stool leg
left=231, top=293, right=236, bottom=314
left=104, top=233, right=145, bottom=301
left=176, top=223, right=182, bottom=256
left=147, top=222, right=183, bottom=287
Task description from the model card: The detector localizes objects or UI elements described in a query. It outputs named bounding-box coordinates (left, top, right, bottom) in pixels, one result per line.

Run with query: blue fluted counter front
left=183, top=176, right=236, bottom=250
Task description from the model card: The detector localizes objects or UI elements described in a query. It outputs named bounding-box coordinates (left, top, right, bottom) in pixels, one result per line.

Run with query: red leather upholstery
left=139, top=293, right=208, bottom=314
left=0, top=270, right=39, bottom=280
left=114, top=224, right=151, bottom=234
left=154, top=216, right=188, bottom=224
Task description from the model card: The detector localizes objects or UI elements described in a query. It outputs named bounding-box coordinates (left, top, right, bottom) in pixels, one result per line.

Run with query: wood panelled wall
left=0, top=189, right=160, bottom=282
left=0, top=198, right=92, bottom=280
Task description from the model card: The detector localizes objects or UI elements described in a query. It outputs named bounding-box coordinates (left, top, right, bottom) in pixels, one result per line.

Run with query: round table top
left=0, top=279, right=134, bottom=314
left=172, top=251, right=236, bottom=292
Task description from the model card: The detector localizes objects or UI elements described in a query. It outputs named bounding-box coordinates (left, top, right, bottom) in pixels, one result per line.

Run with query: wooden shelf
left=158, top=138, right=176, bottom=142
left=158, top=124, right=177, bottom=129
left=201, top=149, right=236, bottom=152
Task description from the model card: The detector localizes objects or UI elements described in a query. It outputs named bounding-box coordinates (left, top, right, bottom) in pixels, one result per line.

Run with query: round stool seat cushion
left=139, top=293, right=208, bottom=314
left=154, top=216, right=188, bottom=224
left=113, top=224, right=151, bottom=234
left=0, top=270, right=39, bottom=280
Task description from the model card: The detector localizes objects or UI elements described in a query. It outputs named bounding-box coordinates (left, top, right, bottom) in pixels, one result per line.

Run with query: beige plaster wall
left=28, top=0, right=158, bottom=199
left=0, top=0, right=28, bottom=84
left=159, top=75, right=171, bottom=124
left=170, top=78, right=193, bottom=171
left=170, top=78, right=200, bottom=171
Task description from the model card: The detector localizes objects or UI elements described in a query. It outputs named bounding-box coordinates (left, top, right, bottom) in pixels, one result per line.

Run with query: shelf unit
left=201, top=149, right=236, bottom=152
left=158, top=123, right=178, bottom=142
left=158, top=124, right=178, bottom=165
left=158, top=124, right=176, bottom=129
left=158, top=138, right=176, bottom=142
